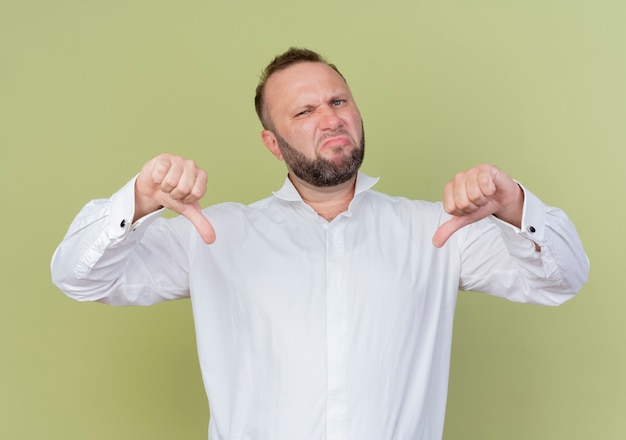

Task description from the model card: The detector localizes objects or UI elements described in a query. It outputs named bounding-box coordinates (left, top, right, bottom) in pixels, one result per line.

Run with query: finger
left=476, top=167, right=497, bottom=198
left=150, top=155, right=174, bottom=187
left=432, top=216, right=471, bottom=248
left=159, top=160, right=185, bottom=194
left=180, top=202, right=216, bottom=244
left=432, top=203, right=496, bottom=248
left=170, top=162, right=206, bottom=201
left=443, top=178, right=480, bottom=217
left=181, top=174, right=208, bottom=204
left=432, top=215, right=475, bottom=248
left=444, top=167, right=499, bottom=216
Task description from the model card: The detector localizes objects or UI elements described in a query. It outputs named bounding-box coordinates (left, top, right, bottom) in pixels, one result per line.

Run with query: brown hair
left=254, top=47, right=345, bottom=129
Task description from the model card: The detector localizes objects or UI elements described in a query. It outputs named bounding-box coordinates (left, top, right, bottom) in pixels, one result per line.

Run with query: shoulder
left=351, top=189, right=453, bottom=241
left=199, top=195, right=282, bottom=227
left=359, top=189, right=444, bottom=217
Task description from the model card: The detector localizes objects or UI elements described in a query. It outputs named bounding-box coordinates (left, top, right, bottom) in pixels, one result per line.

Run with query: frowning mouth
left=320, top=135, right=352, bottom=151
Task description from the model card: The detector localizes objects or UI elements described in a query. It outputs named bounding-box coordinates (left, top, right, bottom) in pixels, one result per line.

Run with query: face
left=261, top=62, right=365, bottom=187
left=273, top=123, right=365, bottom=187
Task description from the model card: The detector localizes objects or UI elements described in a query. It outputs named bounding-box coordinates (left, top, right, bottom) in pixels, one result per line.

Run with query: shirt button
left=120, top=219, right=126, bottom=228
left=527, top=226, right=536, bottom=233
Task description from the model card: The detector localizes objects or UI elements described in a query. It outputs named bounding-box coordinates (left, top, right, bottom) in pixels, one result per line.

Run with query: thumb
left=179, top=202, right=216, bottom=244
left=432, top=215, right=474, bottom=248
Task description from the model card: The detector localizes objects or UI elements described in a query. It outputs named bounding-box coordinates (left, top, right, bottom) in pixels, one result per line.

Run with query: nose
left=319, top=105, right=343, bottom=131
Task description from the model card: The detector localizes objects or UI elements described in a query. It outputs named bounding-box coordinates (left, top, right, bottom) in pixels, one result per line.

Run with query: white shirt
left=51, top=172, right=589, bottom=440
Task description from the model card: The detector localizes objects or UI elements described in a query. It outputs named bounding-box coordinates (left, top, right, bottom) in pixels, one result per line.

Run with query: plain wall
left=1, top=0, right=624, bottom=438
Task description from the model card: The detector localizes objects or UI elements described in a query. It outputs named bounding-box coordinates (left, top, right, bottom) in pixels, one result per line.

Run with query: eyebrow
left=291, top=93, right=350, bottom=110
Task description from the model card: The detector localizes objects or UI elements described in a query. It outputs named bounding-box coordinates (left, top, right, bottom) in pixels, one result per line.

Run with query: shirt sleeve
left=51, top=176, right=193, bottom=306
left=457, top=184, right=589, bottom=305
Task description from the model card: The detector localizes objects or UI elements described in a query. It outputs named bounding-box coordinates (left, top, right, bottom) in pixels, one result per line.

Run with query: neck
left=289, top=173, right=357, bottom=222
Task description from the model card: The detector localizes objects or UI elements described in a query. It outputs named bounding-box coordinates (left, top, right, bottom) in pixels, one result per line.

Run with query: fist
left=432, top=164, right=523, bottom=248
left=135, top=153, right=216, bottom=244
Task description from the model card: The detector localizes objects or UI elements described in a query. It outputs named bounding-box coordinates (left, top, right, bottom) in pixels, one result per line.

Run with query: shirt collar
left=272, top=171, right=380, bottom=202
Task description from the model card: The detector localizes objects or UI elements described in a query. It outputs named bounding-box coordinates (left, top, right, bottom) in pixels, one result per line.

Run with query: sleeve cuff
left=518, top=183, right=546, bottom=243
left=105, top=175, right=165, bottom=242
left=489, top=183, right=547, bottom=248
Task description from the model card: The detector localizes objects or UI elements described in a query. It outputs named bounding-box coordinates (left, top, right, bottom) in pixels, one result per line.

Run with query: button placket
left=325, top=220, right=349, bottom=440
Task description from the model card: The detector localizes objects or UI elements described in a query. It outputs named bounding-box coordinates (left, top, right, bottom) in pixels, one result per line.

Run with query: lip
left=320, top=135, right=351, bottom=150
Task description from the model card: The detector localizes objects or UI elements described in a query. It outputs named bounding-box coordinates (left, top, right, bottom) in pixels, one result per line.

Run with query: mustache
left=320, top=129, right=352, bottom=141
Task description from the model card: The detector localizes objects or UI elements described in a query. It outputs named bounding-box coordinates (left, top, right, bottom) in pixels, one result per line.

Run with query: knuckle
left=442, top=198, right=457, bottom=214
left=162, top=175, right=177, bottom=188
left=190, top=186, right=204, bottom=199
left=467, top=186, right=482, bottom=202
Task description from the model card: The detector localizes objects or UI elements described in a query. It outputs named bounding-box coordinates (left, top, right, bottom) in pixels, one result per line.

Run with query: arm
left=432, top=164, right=524, bottom=248
left=432, top=164, right=588, bottom=304
left=458, top=185, right=588, bottom=304
left=51, top=154, right=215, bottom=305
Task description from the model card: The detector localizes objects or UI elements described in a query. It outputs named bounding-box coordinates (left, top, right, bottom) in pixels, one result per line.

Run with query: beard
left=274, top=125, right=365, bottom=187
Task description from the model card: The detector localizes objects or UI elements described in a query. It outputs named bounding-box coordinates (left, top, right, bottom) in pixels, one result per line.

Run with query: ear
left=261, top=130, right=283, bottom=161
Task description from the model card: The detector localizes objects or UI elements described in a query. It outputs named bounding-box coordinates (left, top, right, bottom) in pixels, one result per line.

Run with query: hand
left=135, top=153, right=216, bottom=244
left=432, top=164, right=523, bottom=248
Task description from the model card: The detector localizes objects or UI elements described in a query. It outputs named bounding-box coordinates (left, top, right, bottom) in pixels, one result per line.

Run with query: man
left=51, top=48, right=589, bottom=439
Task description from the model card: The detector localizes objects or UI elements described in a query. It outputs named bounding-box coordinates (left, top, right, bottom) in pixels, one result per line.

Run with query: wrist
left=493, top=184, right=524, bottom=228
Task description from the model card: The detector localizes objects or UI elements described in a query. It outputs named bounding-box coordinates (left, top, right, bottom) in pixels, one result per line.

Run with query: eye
left=332, top=99, right=346, bottom=107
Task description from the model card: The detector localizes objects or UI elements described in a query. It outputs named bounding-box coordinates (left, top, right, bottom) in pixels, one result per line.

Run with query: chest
left=190, top=213, right=459, bottom=329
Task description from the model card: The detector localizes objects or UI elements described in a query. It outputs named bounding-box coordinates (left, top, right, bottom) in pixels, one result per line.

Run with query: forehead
left=264, top=62, right=351, bottom=110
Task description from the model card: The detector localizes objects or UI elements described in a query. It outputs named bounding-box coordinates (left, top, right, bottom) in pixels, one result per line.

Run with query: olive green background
left=1, top=0, right=623, bottom=439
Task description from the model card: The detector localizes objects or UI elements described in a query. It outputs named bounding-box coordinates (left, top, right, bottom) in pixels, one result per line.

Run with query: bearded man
left=52, top=47, right=589, bottom=440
